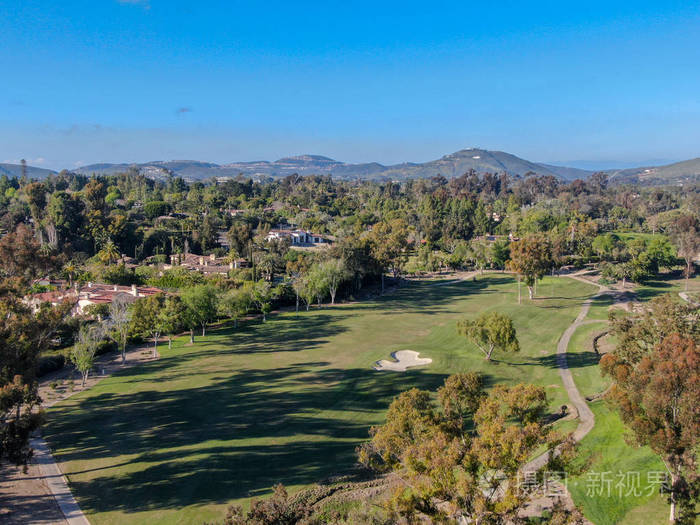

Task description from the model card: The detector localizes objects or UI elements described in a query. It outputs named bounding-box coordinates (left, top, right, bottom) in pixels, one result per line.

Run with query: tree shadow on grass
left=45, top=357, right=495, bottom=516
left=635, top=280, right=675, bottom=302
left=533, top=351, right=601, bottom=370
left=349, top=277, right=503, bottom=316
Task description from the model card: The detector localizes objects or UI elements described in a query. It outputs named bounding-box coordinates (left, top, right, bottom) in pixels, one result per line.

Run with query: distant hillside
left=74, top=149, right=593, bottom=182
left=608, top=158, right=700, bottom=185
left=14, top=149, right=700, bottom=185
left=0, top=163, right=56, bottom=179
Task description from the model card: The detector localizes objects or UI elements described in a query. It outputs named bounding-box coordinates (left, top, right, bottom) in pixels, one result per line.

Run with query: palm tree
left=63, top=261, right=77, bottom=286
left=224, top=249, right=240, bottom=269
left=98, top=239, right=120, bottom=265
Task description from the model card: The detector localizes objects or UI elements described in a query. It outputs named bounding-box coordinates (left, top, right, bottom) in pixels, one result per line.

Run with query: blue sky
left=1, top=1, right=700, bottom=170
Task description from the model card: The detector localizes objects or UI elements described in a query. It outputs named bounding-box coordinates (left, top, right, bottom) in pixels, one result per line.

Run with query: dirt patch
left=0, top=462, right=66, bottom=525
left=594, top=332, right=615, bottom=355
left=39, top=345, right=157, bottom=408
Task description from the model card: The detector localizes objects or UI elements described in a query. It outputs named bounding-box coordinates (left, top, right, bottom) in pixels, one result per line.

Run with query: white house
left=266, top=229, right=329, bottom=245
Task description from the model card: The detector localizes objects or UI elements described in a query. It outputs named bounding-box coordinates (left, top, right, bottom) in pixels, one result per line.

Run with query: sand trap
left=374, top=350, right=432, bottom=372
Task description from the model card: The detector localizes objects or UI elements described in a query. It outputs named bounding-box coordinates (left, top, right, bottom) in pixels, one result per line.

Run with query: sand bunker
left=374, top=350, right=432, bottom=372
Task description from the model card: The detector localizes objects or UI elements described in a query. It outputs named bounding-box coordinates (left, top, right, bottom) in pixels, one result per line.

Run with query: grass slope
left=563, top=275, right=700, bottom=524
left=568, top=403, right=668, bottom=525
left=44, top=275, right=595, bottom=525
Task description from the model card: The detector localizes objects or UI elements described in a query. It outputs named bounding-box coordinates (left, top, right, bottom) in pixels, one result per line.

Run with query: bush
left=143, top=200, right=171, bottom=220
left=37, top=353, right=66, bottom=377
left=102, top=263, right=143, bottom=286
left=95, top=338, right=118, bottom=357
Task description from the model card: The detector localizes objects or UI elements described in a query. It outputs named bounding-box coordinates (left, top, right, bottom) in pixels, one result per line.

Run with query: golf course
left=42, top=274, right=688, bottom=524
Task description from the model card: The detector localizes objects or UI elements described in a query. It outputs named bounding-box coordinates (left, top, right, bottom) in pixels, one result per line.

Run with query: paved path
left=29, top=437, right=90, bottom=525
left=23, top=344, right=156, bottom=525
left=679, top=291, right=700, bottom=307
left=524, top=273, right=609, bottom=472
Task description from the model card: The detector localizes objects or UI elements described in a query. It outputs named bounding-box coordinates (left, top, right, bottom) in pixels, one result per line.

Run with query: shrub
left=95, top=338, right=118, bottom=357
left=37, top=353, right=66, bottom=377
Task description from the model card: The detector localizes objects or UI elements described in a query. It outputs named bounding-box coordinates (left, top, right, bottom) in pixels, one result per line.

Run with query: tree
left=457, top=311, right=520, bottom=361
left=306, top=263, right=329, bottom=307
left=0, top=286, right=69, bottom=468
left=608, top=295, right=698, bottom=366
left=181, top=285, right=219, bottom=336
left=358, top=377, right=574, bottom=523
left=507, top=234, right=554, bottom=301
left=368, top=218, right=409, bottom=292
left=47, top=191, right=84, bottom=248
left=604, top=261, right=634, bottom=289
left=0, top=224, right=57, bottom=281
left=97, top=239, right=120, bottom=265
left=63, top=260, right=78, bottom=286
left=295, top=273, right=316, bottom=312
left=24, top=182, right=47, bottom=226
left=108, top=295, right=132, bottom=363
left=219, top=286, right=252, bottom=328
left=592, top=232, right=623, bottom=262
left=158, top=296, right=186, bottom=349
left=250, top=280, right=275, bottom=322
left=602, top=334, right=699, bottom=524
left=646, top=236, right=677, bottom=271
left=131, top=294, right=166, bottom=357
left=70, top=325, right=104, bottom=388
left=491, top=238, right=510, bottom=270
left=469, top=238, right=492, bottom=275
left=143, top=200, right=170, bottom=220
left=320, top=258, right=348, bottom=305
left=670, top=215, right=700, bottom=291
left=227, top=222, right=254, bottom=262
left=436, top=372, right=485, bottom=433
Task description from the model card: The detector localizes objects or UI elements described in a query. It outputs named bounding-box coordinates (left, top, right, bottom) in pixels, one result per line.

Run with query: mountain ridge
left=72, top=148, right=594, bottom=182
left=3, top=149, right=700, bottom=185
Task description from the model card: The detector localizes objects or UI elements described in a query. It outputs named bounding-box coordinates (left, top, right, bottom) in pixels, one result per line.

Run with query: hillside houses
left=25, top=282, right=164, bottom=315
left=165, top=252, right=247, bottom=274
left=265, top=229, right=330, bottom=245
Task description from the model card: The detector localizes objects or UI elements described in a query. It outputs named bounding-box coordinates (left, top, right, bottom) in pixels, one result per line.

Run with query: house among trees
left=76, top=283, right=163, bottom=314
left=25, top=282, right=164, bottom=315
left=165, top=252, right=247, bottom=274
left=265, top=229, right=330, bottom=245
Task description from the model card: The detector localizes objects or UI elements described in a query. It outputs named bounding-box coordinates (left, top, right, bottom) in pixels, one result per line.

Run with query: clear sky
left=1, top=1, right=700, bottom=170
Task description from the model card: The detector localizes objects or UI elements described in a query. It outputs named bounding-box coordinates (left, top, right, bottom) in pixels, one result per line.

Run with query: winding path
left=524, top=273, right=609, bottom=472
left=679, top=291, right=700, bottom=307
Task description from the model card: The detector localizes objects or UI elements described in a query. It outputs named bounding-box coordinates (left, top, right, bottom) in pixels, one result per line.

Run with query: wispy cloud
left=176, top=107, right=193, bottom=115
left=117, top=0, right=150, bottom=9
left=2, top=157, right=46, bottom=165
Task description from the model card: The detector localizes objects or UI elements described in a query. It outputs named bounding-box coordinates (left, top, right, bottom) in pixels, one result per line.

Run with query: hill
left=608, top=157, right=700, bottom=185
left=0, top=163, right=56, bottom=179
left=73, top=148, right=593, bottom=182
left=15, top=149, right=700, bottom=185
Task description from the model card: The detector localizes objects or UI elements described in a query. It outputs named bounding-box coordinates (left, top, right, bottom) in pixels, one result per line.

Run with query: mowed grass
left=564, top=275, right=698, bottom=524
left=44, top=275, right=596, bottom=525
left=568, top=403, right=669, bottom=525
left=567, top=321, right=610, bottom=399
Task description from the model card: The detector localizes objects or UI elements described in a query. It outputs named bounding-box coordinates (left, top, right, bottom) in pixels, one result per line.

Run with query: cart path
left=29, top=436, right=90, bottom=525
left=18, top=344, right=158, bottom=525
left=524, top=273, right=610, bottom=472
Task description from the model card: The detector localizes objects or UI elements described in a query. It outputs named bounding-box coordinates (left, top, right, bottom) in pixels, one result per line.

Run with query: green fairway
left=568, top=403, right=669, bottom=525
left=563, top=274, right=698, bottom=524
left=44, top=275, right=597, bottom=525
left=567, top=321, right=610, bottom=399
